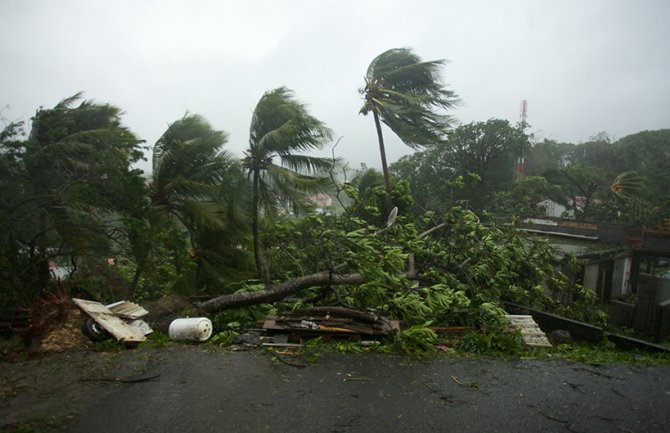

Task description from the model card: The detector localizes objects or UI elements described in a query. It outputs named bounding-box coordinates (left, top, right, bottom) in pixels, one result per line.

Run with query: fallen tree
left=195, top=205, right=602, bottom=343
left=196, top=220, right=450, bottom=314
left=197, top=272, right=362, bottom=312
left=196, top=271, right=422, bottom=313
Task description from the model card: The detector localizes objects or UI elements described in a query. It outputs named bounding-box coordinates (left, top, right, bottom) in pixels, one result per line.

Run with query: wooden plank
left=73, top=298, right=147, bottom=343
left=505, top=315, right=552, bottom=347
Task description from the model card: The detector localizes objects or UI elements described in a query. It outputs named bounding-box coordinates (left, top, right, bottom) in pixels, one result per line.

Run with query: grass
left=524, top=340, right=670, bottom=366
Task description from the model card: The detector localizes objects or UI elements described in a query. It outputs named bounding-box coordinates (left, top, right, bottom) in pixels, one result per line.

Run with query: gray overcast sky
left=2, top=0, right=669, bottom=174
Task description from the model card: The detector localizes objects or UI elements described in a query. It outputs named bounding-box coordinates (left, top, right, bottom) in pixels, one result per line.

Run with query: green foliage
left=390, top=119, right=530, bottom=214
left=151, top=113, right=232, bottom=233
left=394, top=322, right=438, bottom=357
left=258, top=194, right=591, bottom=356
left=0, top=94, right=147, bottom=306
left=268, top=197, right=594, bottom=342
left=391, top=125, right=668, bottom=227
left=211, top=330, right=239, bottom=348
left=491, top=176, right=557, bottom=218
left=91, top=339, right=126, bottom=352
left=458, top=329, right=524, bottom=355
left=143, top=332, right=171, bottom=348
left=530, top=340, right=670, bottom=366
left=526, top=130, right=669, bottom=226
left=334, top=340, right=364, bottom=353
left=0, top=95, right=257, bottom=307
left=553, top=295, right=607, bottom=328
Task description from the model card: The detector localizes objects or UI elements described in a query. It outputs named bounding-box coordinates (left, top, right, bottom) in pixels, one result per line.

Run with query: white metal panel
left=73, top=298, right=147, bottom=342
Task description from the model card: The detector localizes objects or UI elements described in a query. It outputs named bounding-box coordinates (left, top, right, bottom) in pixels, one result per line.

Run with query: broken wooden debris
left=505, top=314, right=552, bottom=347
left=106, top=301, right=149, bottom=320
left=82, top=374, right=160, bottom=383
left=429, top=326, right=472, bottom=336
left=259, top=307, right=400, bottom=340
left=72, top=298, right=151, bottom=343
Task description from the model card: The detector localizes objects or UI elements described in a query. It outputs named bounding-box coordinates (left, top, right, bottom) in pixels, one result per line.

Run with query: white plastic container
left=168, top=317, right=213, bottom=342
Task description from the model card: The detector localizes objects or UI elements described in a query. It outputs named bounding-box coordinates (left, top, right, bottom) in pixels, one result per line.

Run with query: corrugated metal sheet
left=106, top=301, right=149, bottom=319
left=73, top=298, right=147, bottom=343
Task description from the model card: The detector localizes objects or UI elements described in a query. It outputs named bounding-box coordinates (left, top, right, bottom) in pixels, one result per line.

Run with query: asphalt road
left=3, top=347, right=670, bottom=433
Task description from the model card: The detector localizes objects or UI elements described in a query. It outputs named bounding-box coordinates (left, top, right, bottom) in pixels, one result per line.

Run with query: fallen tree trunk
left=196, top=272, right=365, bottom=313
left=197, top=222, right=450, bottom=314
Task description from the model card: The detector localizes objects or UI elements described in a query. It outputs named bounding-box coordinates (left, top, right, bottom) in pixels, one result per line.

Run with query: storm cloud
left=2, top=0, right=668, bottom=173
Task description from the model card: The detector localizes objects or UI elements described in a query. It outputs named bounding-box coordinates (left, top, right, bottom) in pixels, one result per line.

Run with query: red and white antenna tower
left=520, top=99, right=528, bottom=125
left=517, top=99, right=528, bottom=179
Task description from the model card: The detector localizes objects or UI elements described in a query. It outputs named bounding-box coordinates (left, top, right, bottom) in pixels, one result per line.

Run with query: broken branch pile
left=259, top=306, right=400, bottom=339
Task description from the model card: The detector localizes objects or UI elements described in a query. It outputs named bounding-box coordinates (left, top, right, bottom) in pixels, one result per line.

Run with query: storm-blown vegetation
left=1, top=48, right=669, bottom=355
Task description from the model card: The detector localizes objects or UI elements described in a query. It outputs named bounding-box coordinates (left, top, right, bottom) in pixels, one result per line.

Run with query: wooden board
left=106, top=301, right=148, bottom=319
left=505, top=315, right=552, bottom=347
left=73, top=298, right=147, bottom=342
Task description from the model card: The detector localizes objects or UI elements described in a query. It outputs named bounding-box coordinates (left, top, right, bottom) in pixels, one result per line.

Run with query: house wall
left=537, top=199, right=566, bottom=218
left=612, top=256, right=632, bottom=298
left=631, top=274, right=670, bottom=339
left=608, top=300, right=635, bottom=327
left=582, top=264, right=600, bottom=293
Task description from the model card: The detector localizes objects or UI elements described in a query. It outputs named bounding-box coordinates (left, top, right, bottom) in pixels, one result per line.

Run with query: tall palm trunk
left=373, top=110, right=393, bottom=213
left=252, top=169, right=269, bottom=284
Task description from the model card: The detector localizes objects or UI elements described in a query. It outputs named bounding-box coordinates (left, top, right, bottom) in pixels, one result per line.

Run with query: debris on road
left=73, top=298, right=152, bottom=343
left=258, top=306, right=400, bottom=342
left=81, top=374, right=161, bottom=384
left=105, top=301, right=149, bottom=320
left=505, top=314, right=552, bottom=347
left=548, top=329, right=572, bottom=344
left=168, top=317, right=213, bottom=342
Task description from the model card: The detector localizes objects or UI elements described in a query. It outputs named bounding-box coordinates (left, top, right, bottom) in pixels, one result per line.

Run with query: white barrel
left=168, top=317, right=213, bottom=342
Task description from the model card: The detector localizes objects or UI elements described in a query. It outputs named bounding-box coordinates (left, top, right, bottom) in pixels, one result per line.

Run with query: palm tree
left=243, top=87, right=333, bottom=282
left=151, top=114, right=236, bottom=240
left=360, top=48, right=459, bottom=211
left=150, top=114, right=250, bottom=288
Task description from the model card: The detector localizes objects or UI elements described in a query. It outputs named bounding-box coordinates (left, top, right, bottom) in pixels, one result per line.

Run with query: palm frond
left=360, top=47, right=460, bottom=147
left=249, top=87, right=332, bottom=156
left=151, top=113, right=239, bottom=241
left=55, top=92, right=85, bottom=109
left=279, top=154, right=334, bottom=173
left=611, top=171, right=646, bottom=200
left=177, top=199, right=227, bottom=231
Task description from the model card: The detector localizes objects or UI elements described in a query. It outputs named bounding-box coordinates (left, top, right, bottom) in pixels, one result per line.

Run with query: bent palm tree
left=151, top=114, right=235, bottom=239
left=150, top=114, right=251, bottom=286
left=243, top=87, right=333, bottom=282
left=360, top=48, right=459, bottom=211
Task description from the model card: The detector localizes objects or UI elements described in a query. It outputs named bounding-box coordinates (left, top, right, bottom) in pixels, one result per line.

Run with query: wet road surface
left=66, top=349, right=670, bottom=432
left=2, top=347, right=669, bottom=433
